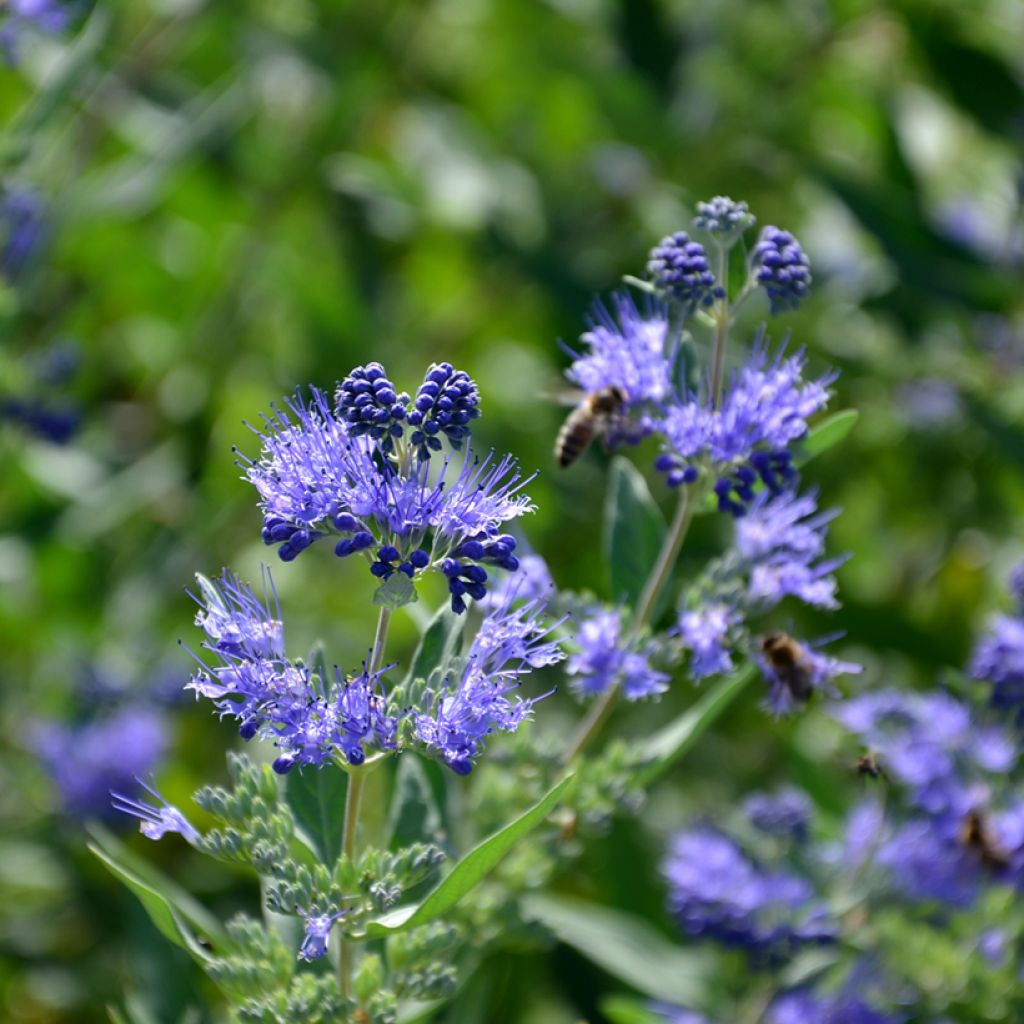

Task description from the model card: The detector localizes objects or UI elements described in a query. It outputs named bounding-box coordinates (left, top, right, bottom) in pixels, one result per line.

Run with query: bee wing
left=540, top=387, right=588, bottom=407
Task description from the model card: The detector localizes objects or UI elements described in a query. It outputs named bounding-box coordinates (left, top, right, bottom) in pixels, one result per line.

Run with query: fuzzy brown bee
left=961, top=808, right=1011, bottom=872
left=554, top=385, right=628, bottom=468
left=758, top=631, right=815, bottom=704
left=856, top=753, right=888, bottom=782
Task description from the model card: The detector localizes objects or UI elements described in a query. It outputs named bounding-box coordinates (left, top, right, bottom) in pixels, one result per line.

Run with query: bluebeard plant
left=971, top=562, right=1024, bottom=719
left=0, top=1, right=71, bottom=59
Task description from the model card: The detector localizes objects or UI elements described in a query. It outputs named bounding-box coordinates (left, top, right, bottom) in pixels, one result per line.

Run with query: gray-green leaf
left=373, top=572, right=419, bottom=610
left=287, top=765, right=348, bottom=866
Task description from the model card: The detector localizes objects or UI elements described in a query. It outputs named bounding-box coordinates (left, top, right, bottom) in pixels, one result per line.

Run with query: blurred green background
left=1, top=0, right=1022, bottom=1020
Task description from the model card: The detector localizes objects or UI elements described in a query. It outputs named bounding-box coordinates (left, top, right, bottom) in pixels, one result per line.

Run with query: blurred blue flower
left=480, top=551, right=553, bottom=610
left=751, top=226, right=812, bottom=313
left=566, top=607, right=669, bottom=700
left=646, top=231, right=724, bottom=308
left=32, top=705, right=169, bottom=820
left=757, top=634, right=862, bottom=716
left=655, top=343, right=833, bottom=512
left=187, top=569, right=398, bottom=770
left=298, top=909, right=349, bottom=961
left=662, top=826, right=837, bottom=962
left=676, top=603, right=737, bottom=681
left=648, top=1004, right=711, bottom=1024
left=414, top=593, right=562, bottom=773
left=693, top=195, right=755, bottom=239
left=971, top=565, right=1024, bottom=720
left=1, top=186, right=47, bottom=277
left=744, top=787, right=812, bottom=842
left=768, top=990, right=897, bottom=1024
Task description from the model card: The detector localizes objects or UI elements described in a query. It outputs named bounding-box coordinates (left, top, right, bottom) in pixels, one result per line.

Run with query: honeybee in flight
left=758, top=631, right=815, bottom=705
left=554, top=385, right=628, bottom=468
left=856, top=752, right=888, bottom=782
left=961, top=808, right=1011, bottom=872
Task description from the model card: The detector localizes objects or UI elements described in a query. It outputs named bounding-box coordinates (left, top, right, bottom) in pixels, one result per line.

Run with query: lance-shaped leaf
left=403, top=604, right=464, bottom=688
left=522, top=893, right=711, bottom=1007
left=604, top=456, right=668, bottom=610
left=793, top=409, right=859, bottom=467
left=287, top=765, right=347, bottom=867
left=364, top=773, right=574, bottom=937
left=387, top=754, right=443, bottom=851
left=637, top=664, right=755, bottom=787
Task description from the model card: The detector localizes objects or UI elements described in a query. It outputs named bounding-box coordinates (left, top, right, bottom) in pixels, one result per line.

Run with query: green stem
left=561, top=486, right=696, bottom=766
left=709, top=243, right=731, bottom=407
left=339, top=605, right=391, bottom=1000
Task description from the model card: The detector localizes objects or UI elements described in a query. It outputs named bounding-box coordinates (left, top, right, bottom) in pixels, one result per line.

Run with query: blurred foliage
left=1, top=0, right=1022, bottom=1021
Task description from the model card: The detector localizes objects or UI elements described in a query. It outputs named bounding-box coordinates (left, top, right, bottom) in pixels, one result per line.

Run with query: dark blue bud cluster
left=407, top=362, right=481, bottom=461
left=442, top=534, right=519, bottom=614
left=646, top=232, right=724, bottom=308
left=332, top=512, right=375, bottom=558
left=713, top=451, right=796, bottom=517
left=693, top=196, right=755, bottom=237
left=370, top=545, right=431, bottom=580
left=261, top=515, right=324, bottom=561
left=654, top=453, right=700, bottom=489
left=752, top=227, right=811, bottom=313
left=335, top=362, right=410, bottom=453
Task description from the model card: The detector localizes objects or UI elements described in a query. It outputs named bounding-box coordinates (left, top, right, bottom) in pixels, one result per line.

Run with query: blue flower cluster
left=692, top=195, right=755, bottom=238
left=744, top=787, right=812, bottom=842
left=1, top=186, right=46, bottom=278
left=752, top=227, right=812, bottom=314
left=646, top=231, right=724, bottom=309
left=768, top=991, right=897, bottom=1024
left=662, top=826, right=837, bottom=962
left=187, top=570, right=398, bottom=772
left=1, top=1, right=71, bottom=61
left=566, top=607, right=669, bottom=702
left=241, top=369, right=531, bottom=612
left=834, top=689, right=1023, bottom=906
left=654, top=344, right=833, bottom=513
left=675, top=489, right=859, bottom=712
left=413, top=593, right=563, bottom=773
left=971, top=562, right=1024, bottom=720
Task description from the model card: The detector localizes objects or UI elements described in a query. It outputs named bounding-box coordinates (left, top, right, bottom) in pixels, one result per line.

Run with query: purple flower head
left=566, top=291, right=673, bottom=417
left=757, top=633, right=861, bottom=715
left=406, top=362, right=481, bottom=460
left=646, top=231, right=724, bottom=309
left=971, top=605, right=1024, bottom=721
left=663, top=826, right=837, bottom=962
left=566, top=607, right=669, bottom=701
left=297, top=908, right=349, bottom=961
left=751, top=226, right=812, bottom=313
left=111, top=778, right=200, bottom=845
left=676, top=603, right=738, bottom=681
left=479, top=552, right=554, bottom=610
left=414, top=593, right=562, bottom=773
left=1, top=186, right=47, bottom=277
left=876, top=818, right=981, bottom=908
left=744, top=787, right=813, bottom=842
left=187, top=569, right=398, bottom=769
left=769, top=991, right=897, bottom=1024
left=655, top=343, right=833, bottom=512
left=334, top=362, right=409, bottom=454
left=693, top=195, right=755, bottom=238
left=31, top=706, right=168, bottom=820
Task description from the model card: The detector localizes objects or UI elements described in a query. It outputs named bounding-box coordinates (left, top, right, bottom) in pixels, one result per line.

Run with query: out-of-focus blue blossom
left=662, top=826, right=837, bottom=961
left=187, top=570, right=399, bottom=770
left=744, top=788, right=812, bottom=842
left=0, top=396, right=80, bottom=443
left=646, top=231, right=724, bottom=308
left=298, top=909, right=349, bottom=962
left=241, top=384, right=533, bottom=610
left=414, top=594, right=562, bottom=773
left=655, top=344, right=833, bottom=512
left=896, top=379, right=962, bottom=430
left=0, top=186, right=47, bottom=277
left=751, top=227, right=812, bottom=313
left=876, top=818, right=982, bottom=908
left=31, top=706, right=169, bottom=819
left=564, top=291, right=673, bottom=434
left=758, top=634, right=862, bottom=716
left=480, top=552, right=553, bottom=610
left=768, top=990, right=898, bottom=1024
left=676, top=603, right=738, bottom=681
left=566, top=607, right=669, bottom=701
left=978, top=927, right=1008, bottom=966
left=693, top=195, right=755, bottom=239
left=971, top=564, right=1024, bottom=719
left=111, top=779, right=200, bottom=845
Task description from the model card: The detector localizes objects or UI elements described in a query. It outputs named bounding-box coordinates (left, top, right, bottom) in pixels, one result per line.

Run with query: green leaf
left=637, top=665, right=755, bottom=787
left=88, top=842, right=218, bottom=968
left=387, top=755, right=443, bottom=851
left=87, top=824, right=232, bottom=953
left=521, top=893, right=711, bottom=1007
left=794, top=409, right=859, bottom=467
left=603, top=457, right=667, bottom=610
left=601, top=996, right=663, bottom=1024
left=373, top=571, right=419, bottom=610
left=403, top=604, right=464, bottom=688
left=287, top=765, right=348, bottom=866
left=365, top=773, right=575, bottom=936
